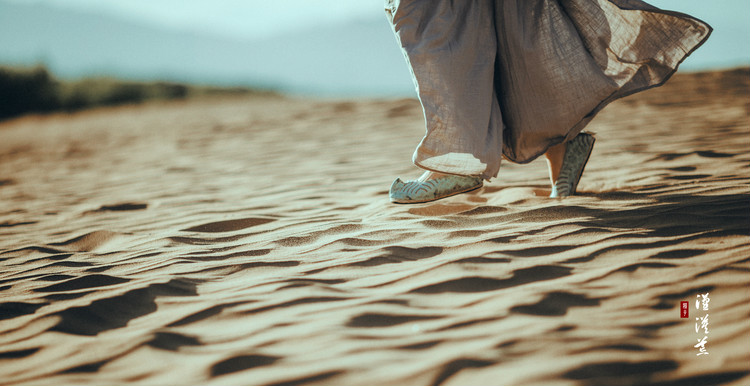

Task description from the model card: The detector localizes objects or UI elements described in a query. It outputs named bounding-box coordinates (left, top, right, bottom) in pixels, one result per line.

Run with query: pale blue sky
left=6, top=0, right=384, bottom=39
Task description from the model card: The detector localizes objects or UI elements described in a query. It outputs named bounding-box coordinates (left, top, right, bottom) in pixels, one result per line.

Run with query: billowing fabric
left=385, top=0, right=711, bottom=180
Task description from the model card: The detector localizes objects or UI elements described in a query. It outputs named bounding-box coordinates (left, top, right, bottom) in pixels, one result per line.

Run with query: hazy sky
left=6, top=0, right=384, bottom=39
left=6, top=0, right=749, bottom=43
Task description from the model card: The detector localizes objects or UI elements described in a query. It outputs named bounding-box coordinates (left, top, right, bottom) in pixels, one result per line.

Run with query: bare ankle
left=545, top=141, right=567, bottom=183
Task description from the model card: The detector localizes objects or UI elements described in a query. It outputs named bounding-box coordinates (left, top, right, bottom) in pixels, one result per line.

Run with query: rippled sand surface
left=1, top=69, right=749, bottom=386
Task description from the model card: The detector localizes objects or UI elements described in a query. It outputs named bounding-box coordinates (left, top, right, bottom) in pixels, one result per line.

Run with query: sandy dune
left=1, top=68, right=749, bottom=386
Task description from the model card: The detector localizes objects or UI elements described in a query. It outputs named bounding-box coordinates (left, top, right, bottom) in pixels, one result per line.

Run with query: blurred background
left=1, top=0, right=748, bottom=99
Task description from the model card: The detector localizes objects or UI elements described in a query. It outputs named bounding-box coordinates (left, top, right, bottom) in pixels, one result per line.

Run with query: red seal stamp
left=680, top=301, right=689, bottom=318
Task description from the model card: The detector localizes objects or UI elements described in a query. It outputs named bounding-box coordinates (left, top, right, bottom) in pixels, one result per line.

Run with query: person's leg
left=544, top=142, right=566, bottom=186
left=547, top=133, right=596, bottom=198
left=492, top=0, right=708, bottom=197
left=385, top=0, right=504, bottom=180
left=386, top=0, right=503, bottom=203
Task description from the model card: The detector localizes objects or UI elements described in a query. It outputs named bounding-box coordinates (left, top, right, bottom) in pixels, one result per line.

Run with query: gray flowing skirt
left=385, top=0, right=711, bottom=180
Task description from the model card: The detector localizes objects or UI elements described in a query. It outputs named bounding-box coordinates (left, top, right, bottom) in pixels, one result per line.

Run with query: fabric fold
left=386, top=0, right=711, bottom=179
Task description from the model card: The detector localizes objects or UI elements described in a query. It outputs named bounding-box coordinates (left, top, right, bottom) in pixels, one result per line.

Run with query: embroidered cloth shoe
left=390, top=174, right=483, bottom=204
left=550, top=132, right=596, bottom=198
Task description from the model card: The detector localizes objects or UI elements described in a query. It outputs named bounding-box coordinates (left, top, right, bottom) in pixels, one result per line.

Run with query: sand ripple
left=1, top=70, right=749, bottom=385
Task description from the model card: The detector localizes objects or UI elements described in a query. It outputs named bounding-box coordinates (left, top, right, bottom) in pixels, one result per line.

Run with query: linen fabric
left=385, top=0, right=711, bottom=180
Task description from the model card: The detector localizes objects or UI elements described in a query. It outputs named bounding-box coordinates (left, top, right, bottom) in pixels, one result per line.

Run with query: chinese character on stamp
left=680, top=301, right=689, bottom=318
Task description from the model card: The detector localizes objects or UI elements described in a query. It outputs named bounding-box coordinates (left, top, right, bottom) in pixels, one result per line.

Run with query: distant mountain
left=0, top=1, right=415, bottom=96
